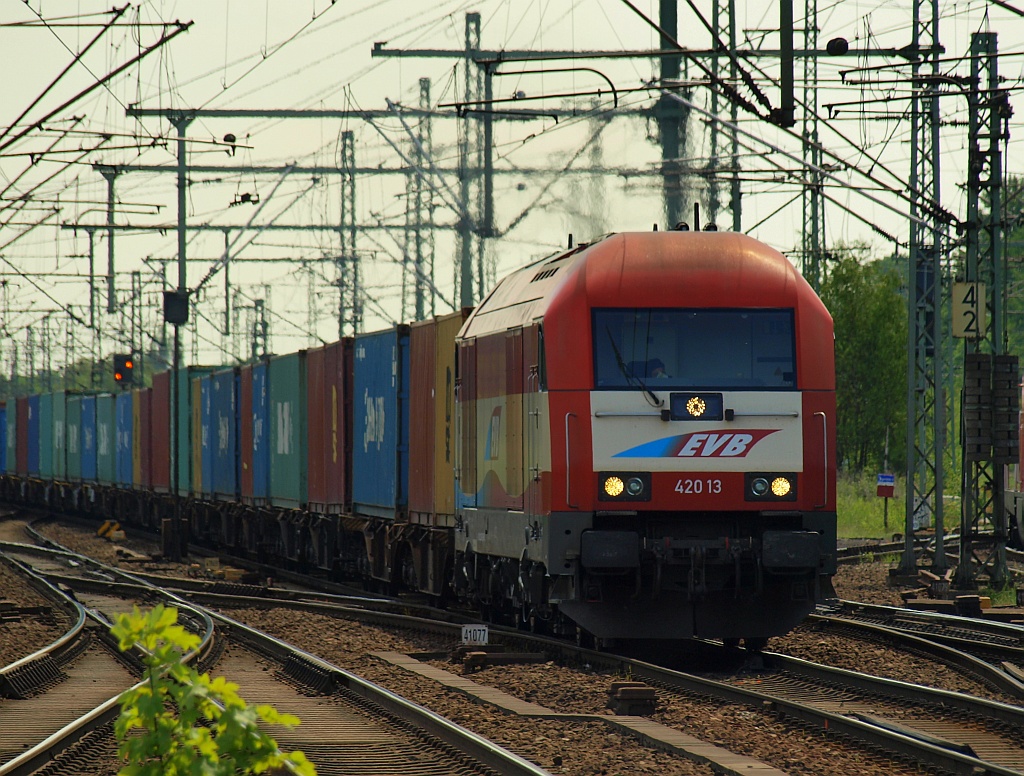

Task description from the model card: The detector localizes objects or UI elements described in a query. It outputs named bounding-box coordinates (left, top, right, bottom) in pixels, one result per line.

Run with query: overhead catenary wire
left=192, top=163, right=301, bottom=293
left=0, top=5, right=129, bottom=150
left=0, top=19, right=191, bottom=157
left=657, top=87, right=935, bottom=230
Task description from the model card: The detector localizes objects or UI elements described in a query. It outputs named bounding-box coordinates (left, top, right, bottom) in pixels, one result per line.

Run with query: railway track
left=809, top=600, right=1024, bottom=698
left=14, top=512, right=1024, bottom=774
left=169, top=579, right=1024, bottom=775
left=0, top=542, right=550, bottom=776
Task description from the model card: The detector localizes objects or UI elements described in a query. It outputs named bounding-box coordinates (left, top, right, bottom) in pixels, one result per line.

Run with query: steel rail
left=3, top=541, right=550, bottom=776
left=806, top=612, right=1024, bottom=699
left=16, top=518, right=1024, bottom=775
left=0, top=544, right=218, bottom=776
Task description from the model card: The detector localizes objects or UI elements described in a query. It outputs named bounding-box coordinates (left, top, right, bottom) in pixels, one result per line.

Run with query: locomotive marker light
left=751, top=477, right=770, bottom=497
left=685, top=396, right=706, bottom=417
left=771, top=477, right=792, bottom=497
left=625, top=476, right=645, bottom=497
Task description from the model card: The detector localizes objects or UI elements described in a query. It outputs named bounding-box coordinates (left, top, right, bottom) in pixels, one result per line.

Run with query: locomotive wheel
left=529, top=611, right=544, bottom=634
left=516, top=601, right=531, bottom=631
left=575, top=625, right=594, bottom=650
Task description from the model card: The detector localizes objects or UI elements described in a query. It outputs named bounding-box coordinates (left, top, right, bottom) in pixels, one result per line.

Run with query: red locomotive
left=451, top=229, right=837, bottom=645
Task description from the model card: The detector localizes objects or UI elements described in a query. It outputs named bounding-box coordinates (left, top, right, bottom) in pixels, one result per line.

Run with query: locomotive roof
left=458, top=230, right=817, bottom=340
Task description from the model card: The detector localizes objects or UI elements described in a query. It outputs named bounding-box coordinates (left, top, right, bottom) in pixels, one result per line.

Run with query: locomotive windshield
left=594, top=308, right=796, bottom=390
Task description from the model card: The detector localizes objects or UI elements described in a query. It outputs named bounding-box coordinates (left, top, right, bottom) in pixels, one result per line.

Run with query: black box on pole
left=163, top=290, right=189, bottom=325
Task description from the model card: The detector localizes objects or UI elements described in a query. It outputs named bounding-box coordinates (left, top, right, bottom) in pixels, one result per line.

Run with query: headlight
left=669, top=392, right=724, bottom=421
left=603, top=476, right=625, bottom=497
left=745, top=472, right=797, bottom=502
left=685, top=396, right=706, bottom=417
left=598, top=472, right=652, bottom=501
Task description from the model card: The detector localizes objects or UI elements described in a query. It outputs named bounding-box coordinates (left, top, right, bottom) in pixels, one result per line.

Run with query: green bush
left=111, top=604, right=316, bottom=776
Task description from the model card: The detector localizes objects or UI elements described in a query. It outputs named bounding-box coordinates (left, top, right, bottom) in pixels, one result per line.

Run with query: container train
left=0, top=228, right=838, bottom=646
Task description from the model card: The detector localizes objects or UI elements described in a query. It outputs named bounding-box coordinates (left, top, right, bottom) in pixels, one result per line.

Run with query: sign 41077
left=461, top=624, right=489, bottom=646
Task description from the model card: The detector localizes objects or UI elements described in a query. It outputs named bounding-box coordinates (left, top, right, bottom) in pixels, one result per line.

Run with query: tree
left=111, top=604, right=316, bottom=776
left=820, top=247, right=907, bottom=472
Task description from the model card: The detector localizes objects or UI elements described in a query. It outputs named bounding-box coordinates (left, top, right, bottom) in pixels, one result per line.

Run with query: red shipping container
left=16, top=396, right=28, bottom=476
left=307, top=339, right=352, bottom=514
left=306, top=346, right=326, bottom=510
left=240, top=364, right=254, bottom=502
left=151, top=371, right=171, bottom=492
left=409, top=319, right=437, bottom=521
left=132, top=387, right=153, bottom=489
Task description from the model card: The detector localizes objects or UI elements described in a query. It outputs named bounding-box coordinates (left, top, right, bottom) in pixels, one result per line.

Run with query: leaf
left=111, top=607, right=317, bottom=775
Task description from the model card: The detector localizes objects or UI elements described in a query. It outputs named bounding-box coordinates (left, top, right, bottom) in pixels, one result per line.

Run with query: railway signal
left=113, top=354, right=135, bottom=385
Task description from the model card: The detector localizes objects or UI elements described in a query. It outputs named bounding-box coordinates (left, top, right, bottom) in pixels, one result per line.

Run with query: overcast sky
left=2, top=0, right=1023, bottom=372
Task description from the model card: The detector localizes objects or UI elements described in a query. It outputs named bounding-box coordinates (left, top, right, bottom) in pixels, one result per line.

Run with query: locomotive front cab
left=543, top=232, right=838, bottom=642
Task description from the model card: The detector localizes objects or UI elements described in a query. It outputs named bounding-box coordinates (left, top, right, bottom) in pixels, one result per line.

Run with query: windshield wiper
left=605, top=328, right=663, bottom=408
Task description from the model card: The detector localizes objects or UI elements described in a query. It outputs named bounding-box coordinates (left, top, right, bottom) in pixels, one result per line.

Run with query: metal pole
left=168, top=113, right=192, bottom=563
left=87, top=228, right=96, bottom=330
left=103, top=170, right=117, bottom=313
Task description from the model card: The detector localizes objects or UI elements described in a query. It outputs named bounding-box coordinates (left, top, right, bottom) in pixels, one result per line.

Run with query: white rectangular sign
left=461, top=624, right=489, bottom=646
left=952, top=282, right=986, bottom=339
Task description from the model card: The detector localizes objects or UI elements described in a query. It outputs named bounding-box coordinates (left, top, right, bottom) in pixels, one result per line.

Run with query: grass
left=836, top=471, right=907, bottom=540
left=980, top=584, right=1020, bottom=607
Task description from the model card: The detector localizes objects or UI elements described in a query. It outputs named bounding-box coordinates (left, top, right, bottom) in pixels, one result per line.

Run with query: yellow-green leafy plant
left=111, top=604, right=316, bottom=776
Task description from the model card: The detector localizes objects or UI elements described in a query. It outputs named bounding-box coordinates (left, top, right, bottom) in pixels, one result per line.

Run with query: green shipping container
left=67, top=394, right=82, bottom=481
left=191, top=377, right=203, bottom=495
left=96, top=393, right=116, bottom=485
left=268, top=351, right=308, bottom=509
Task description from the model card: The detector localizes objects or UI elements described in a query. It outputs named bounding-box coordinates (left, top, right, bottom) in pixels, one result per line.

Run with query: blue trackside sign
left=877, top=473, right=895, bottom=498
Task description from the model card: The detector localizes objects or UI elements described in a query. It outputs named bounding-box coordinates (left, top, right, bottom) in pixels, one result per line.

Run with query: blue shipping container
left=211, top=368, right=239, bottom=500
left=175, top=367, right=218, bottom=496
left=250, top=361, right=270, bottom=503
left=53, top=391, right=67, bottom=480
left=38, top=393, right=53, bottom=478
left=352, top=326, right=410, bottom=518
left=27, top=394, right=40, bottom=476
left=115, top=391, right=133, bottom=486
left=96, top=394, right=116, bottom=485
left=81, top=395, right=98, bottom=482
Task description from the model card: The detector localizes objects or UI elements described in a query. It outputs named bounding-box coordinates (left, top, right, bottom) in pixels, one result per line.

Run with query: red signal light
left=113, top=353, right=135, bottom=385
